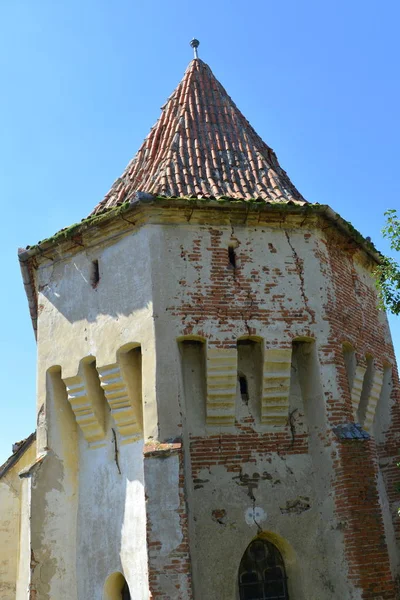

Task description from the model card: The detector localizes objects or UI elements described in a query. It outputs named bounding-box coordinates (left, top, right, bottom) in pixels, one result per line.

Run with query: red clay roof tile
left=91, top=59, right=306, bottom=215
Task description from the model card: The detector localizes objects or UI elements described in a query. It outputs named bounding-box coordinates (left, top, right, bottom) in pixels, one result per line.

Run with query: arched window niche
left=238, top=533, right=301, bottom=600
left=103, top=572, right=131, bottom=600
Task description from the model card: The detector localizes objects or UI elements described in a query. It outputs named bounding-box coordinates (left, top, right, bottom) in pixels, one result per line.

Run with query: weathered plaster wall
left=323, top=230, right=400, bottom=597
left=32, top=226, right=154, bottom=598
left=32, top=214, right=400, bottom=599
left=0, top=481, right=20, bottom=599
left=15, top=476, right=31, bottom=600
left=0, top=441, right=35, bottom=600
left=27, top=369, right=79, bottom=599
left=147, top=221, right=399, bottom=599
left=76, top=435, right=148, bottom=599
left=36, top=226, right=155, bottom=422
left=144, top=447, right=193, bottom=599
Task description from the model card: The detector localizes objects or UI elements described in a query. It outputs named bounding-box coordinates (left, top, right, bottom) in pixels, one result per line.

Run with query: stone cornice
left=18, top=197, right=383, bottom=339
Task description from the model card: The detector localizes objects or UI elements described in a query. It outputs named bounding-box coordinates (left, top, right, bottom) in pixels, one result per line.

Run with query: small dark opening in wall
left=122, top=581, right=131, bottom=600
left=228, top=246, right=236, bottom=268
left=239, top=374, right=249, bottom=404
left=90, top=259, right=100, bottom=288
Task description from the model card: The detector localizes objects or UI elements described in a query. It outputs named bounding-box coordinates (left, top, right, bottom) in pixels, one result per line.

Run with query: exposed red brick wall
left=376, top=363, right=400, bottom=545
left=316, top=231, right=399, bottom=597
left=323, top=231, right=400, bottom=575
left=169, top=222, right=400, bottom=597
left=170, top=227, right=312, bottom=345
left=144, top=444, right=193, bottom=600
left=332, top=439, right=396, bottom=599
left=190, top=419, right=308, bottom=481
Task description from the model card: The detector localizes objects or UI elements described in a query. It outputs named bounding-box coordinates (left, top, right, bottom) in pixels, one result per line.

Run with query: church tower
left=14, top=41, right=400, bottom=599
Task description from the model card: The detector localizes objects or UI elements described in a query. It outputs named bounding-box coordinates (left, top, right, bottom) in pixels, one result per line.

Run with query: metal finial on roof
left=190, top=38, right=200, bottom=59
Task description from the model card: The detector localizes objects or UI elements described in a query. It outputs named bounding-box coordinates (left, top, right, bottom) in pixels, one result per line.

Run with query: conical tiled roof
left=91, top=59, right=306, bottom=215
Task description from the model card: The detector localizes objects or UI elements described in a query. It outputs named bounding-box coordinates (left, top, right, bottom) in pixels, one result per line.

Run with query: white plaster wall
left=145, top=455, right=182, bottom=556
left=33, top=218, right=396, bottom=599
left=0, top=481, right=19, bottom=599
left=144, top=453, right=194, bottom=598
left=35, top=226, right=155, bottom=598
left=16, top=478, right=31, bottom=600
left=0, top=442, right=36, bottom=600
left=36, top=226, right=155, bottom=381
left=76, top=435, right=148, bottom=600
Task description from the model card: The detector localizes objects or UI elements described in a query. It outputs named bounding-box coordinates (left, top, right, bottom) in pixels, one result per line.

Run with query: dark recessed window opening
left=239, top=374, right=249, bottom=404
left=90, top=259, right=100, bottom=288
left=239, top=539, right=289, bottom=600
left=122, top=581, right=131, bottom=600
left=228, top=246, right=236, bottom=268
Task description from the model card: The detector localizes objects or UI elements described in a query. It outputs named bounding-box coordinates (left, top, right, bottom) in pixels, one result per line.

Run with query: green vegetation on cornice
left=22, top=196, right=380, bottom=261
left=340, top=216, right=380, bottom=256
left=25, top=201, right=132, bottom=251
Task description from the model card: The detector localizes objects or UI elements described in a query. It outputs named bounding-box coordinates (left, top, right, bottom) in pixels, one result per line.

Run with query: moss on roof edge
left=18, top=196, right=382, bottom=341
left=18, top=196, right=381, bottom=263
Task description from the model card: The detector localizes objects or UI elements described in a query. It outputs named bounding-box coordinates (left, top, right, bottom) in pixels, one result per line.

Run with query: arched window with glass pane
left=238, top=538, right=289, bottom=600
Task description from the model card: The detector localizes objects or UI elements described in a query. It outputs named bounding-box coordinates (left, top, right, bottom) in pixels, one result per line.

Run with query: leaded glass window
left=238, top=539, right=289, bottom=600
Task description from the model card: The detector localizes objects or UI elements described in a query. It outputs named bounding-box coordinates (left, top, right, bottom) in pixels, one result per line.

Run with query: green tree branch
left=374, top=209, right=400, bottom=315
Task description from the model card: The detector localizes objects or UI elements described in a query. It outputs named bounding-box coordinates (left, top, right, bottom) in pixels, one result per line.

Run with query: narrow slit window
left=90, top=259, right=100, bottom=288
left=228, top=246, right=236, bottom=268
left=239, top=374, right=249, bottom=404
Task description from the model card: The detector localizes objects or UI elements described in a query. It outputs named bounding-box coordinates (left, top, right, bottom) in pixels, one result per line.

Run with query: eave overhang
left=18, top=196, right=383, bottom=340
left=0, top=432, right=36, bottom=479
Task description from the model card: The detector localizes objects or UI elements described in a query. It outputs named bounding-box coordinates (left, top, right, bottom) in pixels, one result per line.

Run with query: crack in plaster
left=285, top=231, right=315, bottom=324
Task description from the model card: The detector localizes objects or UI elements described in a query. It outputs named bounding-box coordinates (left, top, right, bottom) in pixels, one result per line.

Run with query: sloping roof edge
left=0, top=432, right=36, bottom=479
left=18, top=197, right=383, bottom=340
left=91, top=59, right=307, bottom=214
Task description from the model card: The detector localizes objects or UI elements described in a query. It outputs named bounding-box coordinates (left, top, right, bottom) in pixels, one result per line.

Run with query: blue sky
left=0, top=0, right=399, bottom=463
